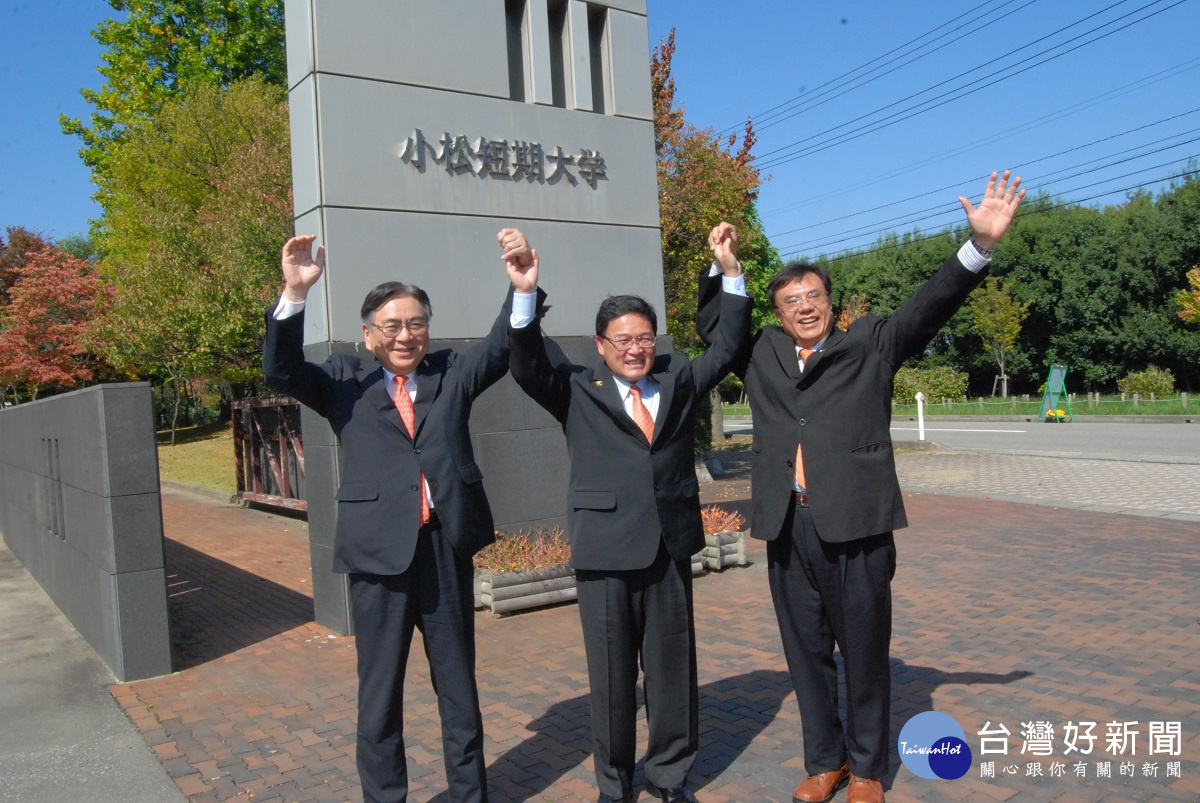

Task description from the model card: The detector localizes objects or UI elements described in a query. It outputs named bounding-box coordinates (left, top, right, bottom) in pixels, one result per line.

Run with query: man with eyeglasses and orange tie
left=263, top=231, right=539, bottom=803
left=502, top=224, right=751, bottom=803
left=697, top=171, right=1025, bottom=803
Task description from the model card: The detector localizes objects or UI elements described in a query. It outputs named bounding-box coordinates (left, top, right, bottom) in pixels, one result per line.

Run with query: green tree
left=968, top=276, right=1032, bottom=397
left=999, top=176, right=1200, bottom=392
left=95, top=77, right=292, bottom=437
left=738, top=207, right=786, bottom=332
left=56, top=233, right=102, bottom=263
left=60, top=0, right=286, bottom=192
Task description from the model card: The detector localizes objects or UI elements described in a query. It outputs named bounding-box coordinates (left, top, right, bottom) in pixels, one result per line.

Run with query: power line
left=756, top=0, right=1187, bottom=171
left=766, top=115, right=1200, bottom=244
left=759, top=59, right=1200, bottom=220
left=722, top=0, right=1035, bottom=138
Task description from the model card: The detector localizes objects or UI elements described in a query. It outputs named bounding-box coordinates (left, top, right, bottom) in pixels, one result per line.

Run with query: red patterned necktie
left=393, top=375, right=430, bottom=526
left=628, top=383, right=655, bottom=443
left=794, top=348, right=815, bottom=489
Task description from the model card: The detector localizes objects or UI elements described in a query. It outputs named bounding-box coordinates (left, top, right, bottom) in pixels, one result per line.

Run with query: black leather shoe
left=645, top=783, right=698, bottom=802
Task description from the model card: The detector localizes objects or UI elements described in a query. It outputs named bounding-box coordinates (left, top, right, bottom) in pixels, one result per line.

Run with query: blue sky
left=3, top=0, right=1199, bottom=259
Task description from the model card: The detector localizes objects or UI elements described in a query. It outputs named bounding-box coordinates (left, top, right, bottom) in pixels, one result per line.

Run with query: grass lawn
left=157, top=420, right=237, bottom=494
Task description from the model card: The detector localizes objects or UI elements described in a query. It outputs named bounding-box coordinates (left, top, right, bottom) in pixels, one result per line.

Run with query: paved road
left=890, top=419, right=1200, bottom=463
left=0, top=544, right=185, bottom=803
left=724, top=416, right=1200, bottom=464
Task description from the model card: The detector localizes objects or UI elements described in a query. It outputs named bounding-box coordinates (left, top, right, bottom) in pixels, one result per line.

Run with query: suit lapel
left=769, top=327, right=844, bottom=380
left=770, top=329, right=804, bottom=384
left=412, top=360, right=442, bottom=437
left=802, top=328, right=843, bottom=375
left=588, top=366, right=649, bottom=446
left=648, top=358, right=674, bottom=445
left=361, top=366, right=412, bottom=441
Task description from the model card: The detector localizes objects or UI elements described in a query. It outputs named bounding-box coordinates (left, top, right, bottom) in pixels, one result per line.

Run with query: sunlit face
left=362, top=295, right=429, bottom=376
left=772, top=275, right=833, bottom=348
left=595, top=313, right=656, bottom=383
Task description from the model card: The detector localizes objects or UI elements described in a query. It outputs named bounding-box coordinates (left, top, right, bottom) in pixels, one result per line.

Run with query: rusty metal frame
left=232, top=396, right=307, bottom=513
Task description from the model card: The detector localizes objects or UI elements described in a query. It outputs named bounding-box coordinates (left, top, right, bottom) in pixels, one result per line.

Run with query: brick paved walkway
left=112, top=463, right=1200, bottom=802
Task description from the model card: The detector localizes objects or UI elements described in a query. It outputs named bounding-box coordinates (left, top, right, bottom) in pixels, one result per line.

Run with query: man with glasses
left=502, top=224, right=750, bottom=803
left=697, top=172, right=1025, bottom=803
left=263, top=231, right=537, bottom=803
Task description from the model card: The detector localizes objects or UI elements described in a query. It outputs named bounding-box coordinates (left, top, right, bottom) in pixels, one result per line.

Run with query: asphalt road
left=723, top=416, right=1200, bottom=464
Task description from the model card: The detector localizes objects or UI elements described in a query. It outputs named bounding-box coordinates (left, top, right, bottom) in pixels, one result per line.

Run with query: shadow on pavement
left=164, top=538, right=314, bottom=670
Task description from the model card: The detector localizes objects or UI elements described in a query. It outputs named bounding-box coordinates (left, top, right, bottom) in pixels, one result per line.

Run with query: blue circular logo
left=898, top=711, right=972, bottom=780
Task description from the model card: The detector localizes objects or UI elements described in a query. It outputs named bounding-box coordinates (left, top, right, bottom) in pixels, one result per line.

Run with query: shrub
left=701, top=505, right=745, bottom=534
left=473, top=527, right=571, bottom=574
left=1116, top=366, right=1175, bottom=398
left=892, top=366, right=968, bottom=404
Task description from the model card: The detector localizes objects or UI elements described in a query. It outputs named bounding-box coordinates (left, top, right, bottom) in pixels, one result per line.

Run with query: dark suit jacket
left=262, top=290, right=521, bottom=575
left=510, top=288, right=752, bottom=571
left=699, top=254, right=986, bottom=545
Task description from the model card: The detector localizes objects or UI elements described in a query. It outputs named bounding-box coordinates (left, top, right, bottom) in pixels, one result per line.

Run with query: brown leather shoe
left=846, top=775, right=884, bottom=803
left=792, top=762, right=849, bottom=802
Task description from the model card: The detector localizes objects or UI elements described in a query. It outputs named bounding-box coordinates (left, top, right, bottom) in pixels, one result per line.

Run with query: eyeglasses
left=777, top=290, right=830, bottom=308
left=602, top=334, right=657, bottom=352
left=369, top=318, right=428, bottom=338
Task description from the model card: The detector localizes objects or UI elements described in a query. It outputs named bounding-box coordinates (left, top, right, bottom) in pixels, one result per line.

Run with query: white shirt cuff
left=708, top=261, right=748, bottom=296
left=958, top=240, right=990, bottom=274
left=273, top=295, right=306, bottom=320
left=510, top=290, right=537, bottom=328
left=722, top=272, right=748, bottom=297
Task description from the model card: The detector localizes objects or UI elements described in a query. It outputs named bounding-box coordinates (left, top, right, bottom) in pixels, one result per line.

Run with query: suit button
left=410, top=484, right=420, bottom=491
left=654, top=483, right=661, bottom=491
left=799, top=418, right=807, bottom=426
left=414, top=448, right=421, bottom=455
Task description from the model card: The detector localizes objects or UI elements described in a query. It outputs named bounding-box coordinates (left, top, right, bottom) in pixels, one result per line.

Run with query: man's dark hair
left=766, top=262, right=832, bottom=307
left=595, top=295, right=657, bottom=336
left=360, top=281, right=433, bottom=324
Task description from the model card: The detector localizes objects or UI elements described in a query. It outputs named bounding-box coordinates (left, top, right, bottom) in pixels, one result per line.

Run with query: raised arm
left=453, top=228, right=540, bottom=398
left=263, top=236, right=335, bottom=415
left=696, top=221, right=752, bottom=377
left=874, top=171, right=1027, bottom=364
left=503, top=237, right=572, bottom=423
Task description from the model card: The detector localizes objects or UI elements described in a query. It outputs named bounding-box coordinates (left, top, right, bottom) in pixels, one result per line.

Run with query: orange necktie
left=628, top=383, right=655, bottom=443
left=393, top=375, right=430, bottom=526
left=794, top=348, right=815, bottom=489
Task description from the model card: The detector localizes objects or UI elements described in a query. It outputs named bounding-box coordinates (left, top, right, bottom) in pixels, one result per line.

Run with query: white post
left=916, top=392, right=926, bottom=442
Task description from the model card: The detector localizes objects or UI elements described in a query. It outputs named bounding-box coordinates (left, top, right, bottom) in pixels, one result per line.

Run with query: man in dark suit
left=698, top=172, right=1024, bottom=803
left=501, top=224, right=751, bottom=802
left=262, top=232, right=536, bottom=803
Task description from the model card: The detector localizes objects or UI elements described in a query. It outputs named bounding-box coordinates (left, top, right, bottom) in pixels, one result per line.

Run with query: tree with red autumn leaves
left=0, top=227, right=53, bottom=311
left=0, top=244, right=111, bottom=404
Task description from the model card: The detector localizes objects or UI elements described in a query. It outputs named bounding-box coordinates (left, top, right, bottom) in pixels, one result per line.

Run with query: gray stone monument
left=285, top=0, right=663, bottom=632
left=0, top=383, right=172, bottom=682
